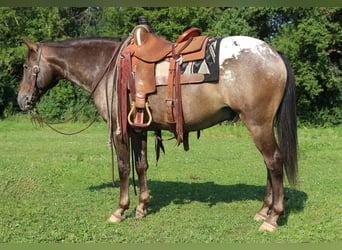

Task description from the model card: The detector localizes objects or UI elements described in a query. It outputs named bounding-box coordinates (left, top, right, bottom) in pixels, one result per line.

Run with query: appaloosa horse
left=17, top=31, right=297, bottom=231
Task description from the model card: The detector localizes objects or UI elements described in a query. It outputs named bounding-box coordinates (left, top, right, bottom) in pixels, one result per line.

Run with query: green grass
left=0, top=115, right=341, bottom=243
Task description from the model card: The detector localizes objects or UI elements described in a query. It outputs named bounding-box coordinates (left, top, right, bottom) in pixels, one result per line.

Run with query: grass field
left=0, top=116, right=341, bottom=243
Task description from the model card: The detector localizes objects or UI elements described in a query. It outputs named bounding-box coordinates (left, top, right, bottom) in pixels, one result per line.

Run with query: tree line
left=0, top=7, right=341, bottom=126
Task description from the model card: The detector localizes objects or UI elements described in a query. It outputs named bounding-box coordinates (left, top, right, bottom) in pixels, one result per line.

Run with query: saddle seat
left=132, top=26, right=204, bottom=63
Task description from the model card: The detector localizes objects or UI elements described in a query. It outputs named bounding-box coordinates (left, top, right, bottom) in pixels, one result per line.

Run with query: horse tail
left=276, top=52, right=298, bottom=186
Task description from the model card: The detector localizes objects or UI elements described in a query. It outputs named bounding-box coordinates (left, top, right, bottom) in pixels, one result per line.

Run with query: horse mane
left=39, top=37, right=122, bottom=47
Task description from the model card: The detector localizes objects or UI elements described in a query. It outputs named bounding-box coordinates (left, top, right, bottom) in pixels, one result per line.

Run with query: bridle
left=29, top=42, right=120, bottom=128
left=28, top=46, right=43, bottom=101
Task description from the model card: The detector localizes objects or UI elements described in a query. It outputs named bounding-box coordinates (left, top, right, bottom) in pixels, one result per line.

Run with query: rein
left=30, top=109, right=100, bottom=135
left=30, top=43, right=120, bottom=135
left=29, top=42, right=122, bottom=186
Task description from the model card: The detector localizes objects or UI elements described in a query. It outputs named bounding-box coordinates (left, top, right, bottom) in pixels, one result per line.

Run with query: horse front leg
left=131, top=130, right=150, bottom=218
left=108, top=133, right=131, bottom=223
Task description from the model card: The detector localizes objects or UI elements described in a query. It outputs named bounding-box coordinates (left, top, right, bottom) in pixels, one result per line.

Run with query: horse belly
left=149, top=84, right=234, bottom=131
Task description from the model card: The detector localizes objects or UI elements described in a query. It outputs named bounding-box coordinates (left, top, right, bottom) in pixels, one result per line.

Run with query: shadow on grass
left=89, top=181, right=307, bottom=226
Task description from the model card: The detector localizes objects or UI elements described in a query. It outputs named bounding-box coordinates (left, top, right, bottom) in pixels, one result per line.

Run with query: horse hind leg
left=247, top=122, right=285, bottom=231
left=253, top=172, right=273, bottom=222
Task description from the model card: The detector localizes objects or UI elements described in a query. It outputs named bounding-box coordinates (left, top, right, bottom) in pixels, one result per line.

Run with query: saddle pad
left=181, top=37, right=221, bottom=82
left=155, top=37, right=221, bottom=85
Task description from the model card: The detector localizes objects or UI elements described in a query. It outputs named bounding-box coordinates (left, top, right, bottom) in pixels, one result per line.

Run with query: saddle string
left=154, top=130, right=165, bottom=166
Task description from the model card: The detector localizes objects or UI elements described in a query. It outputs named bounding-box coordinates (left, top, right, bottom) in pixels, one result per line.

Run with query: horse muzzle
left=17, top=94, right=35, bottom=111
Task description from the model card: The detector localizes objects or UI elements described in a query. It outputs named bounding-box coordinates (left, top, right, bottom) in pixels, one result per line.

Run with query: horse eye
left=23, top=64, right=29, bottom=70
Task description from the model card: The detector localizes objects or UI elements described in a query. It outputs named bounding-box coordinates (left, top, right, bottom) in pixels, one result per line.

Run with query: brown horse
left=17, top=33, right=297, bottom=231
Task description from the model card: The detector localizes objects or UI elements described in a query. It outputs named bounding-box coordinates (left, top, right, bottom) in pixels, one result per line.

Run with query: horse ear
left=22, top=37, right=38, bottom=52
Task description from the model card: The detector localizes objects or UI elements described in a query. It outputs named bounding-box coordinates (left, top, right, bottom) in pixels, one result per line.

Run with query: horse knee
left=118, top=162, right=130, bottom=178
left=136, top=161, right=148, bottom=175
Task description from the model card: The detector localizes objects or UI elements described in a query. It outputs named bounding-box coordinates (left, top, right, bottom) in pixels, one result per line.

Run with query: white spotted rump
left=219, top=36, right=277, bottom=66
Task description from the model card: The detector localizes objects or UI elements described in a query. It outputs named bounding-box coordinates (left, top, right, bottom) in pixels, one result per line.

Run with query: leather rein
left=30, top=43, right=120, bottom=135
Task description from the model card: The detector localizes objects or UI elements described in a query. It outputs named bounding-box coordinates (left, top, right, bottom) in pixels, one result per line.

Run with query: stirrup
left=128, top=102, right=152, bottom=129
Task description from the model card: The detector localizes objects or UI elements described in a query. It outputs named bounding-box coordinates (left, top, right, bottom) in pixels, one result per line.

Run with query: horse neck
left=43, top=40, right=120, bottom=93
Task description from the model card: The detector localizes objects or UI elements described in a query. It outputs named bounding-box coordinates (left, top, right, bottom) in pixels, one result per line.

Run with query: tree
left=208, top=7, right=258, bottom=37
left=271, top=8, right=342, bottom=125
left=1, top=7, right=341, bottom=125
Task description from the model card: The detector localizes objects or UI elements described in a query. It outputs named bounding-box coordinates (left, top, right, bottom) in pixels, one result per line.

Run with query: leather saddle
left=118, top=24, right=210, bottom=144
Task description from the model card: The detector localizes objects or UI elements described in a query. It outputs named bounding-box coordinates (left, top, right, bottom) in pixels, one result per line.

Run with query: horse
left=17, top=31, right=298, bottom=231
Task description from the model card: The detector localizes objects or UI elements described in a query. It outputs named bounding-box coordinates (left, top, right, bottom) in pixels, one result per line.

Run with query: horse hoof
left=254, top=212, right=267, bottom=221
left=258, top=221, right=278, bottom=232
left=131, top=207, right=147, bottom=218
left=107, top=213, right=125, bottom=223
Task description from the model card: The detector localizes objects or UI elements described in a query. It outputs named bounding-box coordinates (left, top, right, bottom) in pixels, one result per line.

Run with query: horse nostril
left=25, top=97, right=31, bottom=105
left=17, top=94, right=33, bottom=110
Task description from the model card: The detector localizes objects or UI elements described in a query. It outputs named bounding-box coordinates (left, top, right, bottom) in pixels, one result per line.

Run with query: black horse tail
left=276, top=52, right=298, bottom=186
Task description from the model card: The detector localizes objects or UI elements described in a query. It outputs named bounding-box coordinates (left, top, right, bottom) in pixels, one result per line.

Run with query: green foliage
left=0, top=7, right=69, bottom=118
left=143, top=7, right=213, bottom=40
left=36, top=80, right=96, bottom=122
left=271, top=8, right=342, bottom=126
left=208, top=8, right=257, bottom=37
left=1, top=7, right=341, bottom=126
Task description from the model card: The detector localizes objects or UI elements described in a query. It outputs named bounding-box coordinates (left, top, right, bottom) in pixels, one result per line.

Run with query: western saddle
left=118, top=24, right=210, bottom=145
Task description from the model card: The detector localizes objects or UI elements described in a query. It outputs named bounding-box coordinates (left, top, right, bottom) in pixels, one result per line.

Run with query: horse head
left=17, top=38, right=59, bottom=111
